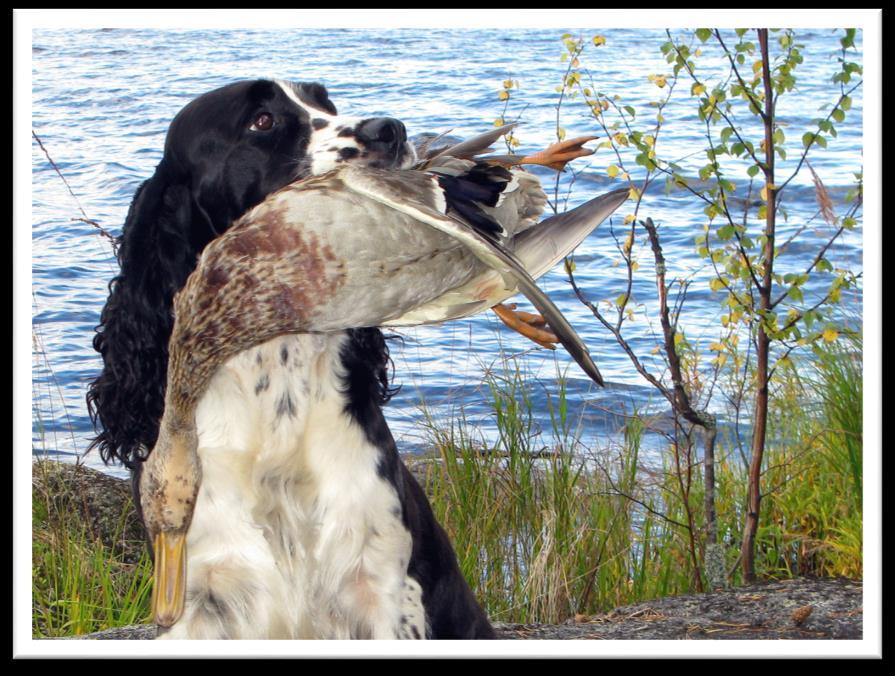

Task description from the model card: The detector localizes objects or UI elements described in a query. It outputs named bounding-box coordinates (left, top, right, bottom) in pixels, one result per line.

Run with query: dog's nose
left=357, top=117, right=407, bottom=147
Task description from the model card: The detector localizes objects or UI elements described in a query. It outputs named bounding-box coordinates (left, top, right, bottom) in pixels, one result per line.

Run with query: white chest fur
left=156, top=333, right=424, bottom=640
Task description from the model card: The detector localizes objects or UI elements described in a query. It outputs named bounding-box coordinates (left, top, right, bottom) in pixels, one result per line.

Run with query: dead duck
left=141, top=125, right=628, bottom=627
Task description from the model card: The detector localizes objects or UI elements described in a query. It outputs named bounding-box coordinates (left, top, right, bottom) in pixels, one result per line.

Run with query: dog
left=87, top=79, right=495, bottom=639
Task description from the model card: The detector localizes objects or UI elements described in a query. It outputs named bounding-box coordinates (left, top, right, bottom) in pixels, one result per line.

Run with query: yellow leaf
left=592, top=35, right=606, bottom=46
left=822, top=328, right=839, bottom=342
left=623, top=213, right=635, bottom=225
left=692, top=83, right=706, bottom=96
left=628, top=187, right=641, bottom=200
left=708, top=342, right=725, bottom=352
left=498, top=91, right=510, bottom=101
left=503, top=79, right=514, bottom=89
left=607, top=164, right=620, bottom=178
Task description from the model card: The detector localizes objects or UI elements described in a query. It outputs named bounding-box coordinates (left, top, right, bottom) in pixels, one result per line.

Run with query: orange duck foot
left=492, top=303, right=559, bottom=350
left=520, top=135, right=599, bottom=172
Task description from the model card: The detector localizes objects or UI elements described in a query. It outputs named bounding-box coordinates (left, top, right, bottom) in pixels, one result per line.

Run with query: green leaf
left=695, top=28, right=712, bottom=42
left=802, top=132, right=816, bottom=149
left=841, top=95, right=852, bottom=111
left=747, top=164, right=760, bottom=178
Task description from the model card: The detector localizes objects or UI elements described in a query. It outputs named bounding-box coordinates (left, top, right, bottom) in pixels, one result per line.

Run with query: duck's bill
left=152, top=532, right=187, bottom=627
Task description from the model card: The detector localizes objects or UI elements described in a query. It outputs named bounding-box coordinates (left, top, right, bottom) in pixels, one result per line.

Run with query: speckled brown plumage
left=165, top=198, right=347, bottom=422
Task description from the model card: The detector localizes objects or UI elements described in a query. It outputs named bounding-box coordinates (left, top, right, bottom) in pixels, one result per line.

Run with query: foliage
left=494, top=27, right=863, bottom=585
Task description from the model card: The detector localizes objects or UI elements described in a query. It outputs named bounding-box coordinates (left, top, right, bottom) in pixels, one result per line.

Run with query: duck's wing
left=341, top=165, right=606, bottom=386
left=382, top=187, right=629, bottom=325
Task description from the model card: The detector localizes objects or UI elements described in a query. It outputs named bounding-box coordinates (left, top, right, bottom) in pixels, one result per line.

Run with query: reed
left=30, top=331, right=862, bottom=634
left=31, top=462, right=154, bottom=638
left=31, top=324, right=153, bottom=638
left=419, top=335, right=864, bottom=623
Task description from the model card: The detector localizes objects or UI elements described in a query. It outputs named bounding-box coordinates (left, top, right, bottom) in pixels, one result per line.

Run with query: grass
left=30, top=332, right=862, bottom=635
left=417, top=333, right=864, bottom=623
left=31, top=462, right=154, bottom=638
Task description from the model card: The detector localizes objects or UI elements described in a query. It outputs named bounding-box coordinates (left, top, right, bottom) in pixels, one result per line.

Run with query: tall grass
left=30, top=329, right=861, bottom=634
left=418, top=334, right=863, bottom=624
left=32, top=320, right=153, bottom=638
left=31, top=462, right=154, bottom=638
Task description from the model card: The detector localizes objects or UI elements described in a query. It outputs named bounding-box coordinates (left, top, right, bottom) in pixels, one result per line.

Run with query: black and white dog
left=87, top=79, right=495, bottom=639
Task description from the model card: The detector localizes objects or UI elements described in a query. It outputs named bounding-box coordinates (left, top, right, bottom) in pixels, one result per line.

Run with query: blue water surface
left=30, top=28, right=864, bottom=477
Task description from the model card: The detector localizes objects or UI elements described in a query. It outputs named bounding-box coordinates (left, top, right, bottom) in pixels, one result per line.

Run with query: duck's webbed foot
left=492, top=303, right=559, bottom=350
left=520, top=136, right=598, bottom=172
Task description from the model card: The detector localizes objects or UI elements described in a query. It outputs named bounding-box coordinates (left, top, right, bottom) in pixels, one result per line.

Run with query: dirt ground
left=493, top=577, right=862, bottom=640
left=65, top=576, right=861, bottom=642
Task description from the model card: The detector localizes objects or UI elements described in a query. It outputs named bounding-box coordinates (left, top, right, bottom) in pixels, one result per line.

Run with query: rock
left=32, top=459, right=147, bottom=564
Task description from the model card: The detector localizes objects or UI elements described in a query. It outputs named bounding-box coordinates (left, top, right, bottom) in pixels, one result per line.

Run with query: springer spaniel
left=87, top=79, right=495, bottom=639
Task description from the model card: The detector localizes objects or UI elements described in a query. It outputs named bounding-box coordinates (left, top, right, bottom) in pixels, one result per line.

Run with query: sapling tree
left=519, top=28, right=862, bottom=586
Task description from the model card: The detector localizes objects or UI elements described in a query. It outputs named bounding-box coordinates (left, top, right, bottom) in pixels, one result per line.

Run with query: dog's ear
left=87, top=161, right=200, bottom=469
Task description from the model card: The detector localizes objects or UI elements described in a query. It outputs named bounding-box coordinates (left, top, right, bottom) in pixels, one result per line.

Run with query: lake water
left=29, top=27, right=864, bottom=478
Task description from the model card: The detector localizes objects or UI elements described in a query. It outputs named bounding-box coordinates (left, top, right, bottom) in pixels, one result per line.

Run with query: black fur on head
left=86, top=79, right=393, bottom=469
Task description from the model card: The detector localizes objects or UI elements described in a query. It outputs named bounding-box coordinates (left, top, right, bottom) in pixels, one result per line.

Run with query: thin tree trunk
left=740, top=28, right=776, bottom=583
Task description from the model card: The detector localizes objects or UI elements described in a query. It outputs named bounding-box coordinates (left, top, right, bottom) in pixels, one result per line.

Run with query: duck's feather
left=386, top=187, right=629, bottom=326
left=425, top=123, right=518, bottom=162
left=340, top=165, right=605, bottom=385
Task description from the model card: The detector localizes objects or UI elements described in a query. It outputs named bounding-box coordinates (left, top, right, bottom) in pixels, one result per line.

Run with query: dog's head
left=162, top=78, right=415, bottom=235
left=89, top=78, right=411, bottom=469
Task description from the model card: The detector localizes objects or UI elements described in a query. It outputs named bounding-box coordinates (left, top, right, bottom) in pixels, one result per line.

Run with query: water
left=29, top=28, right=864, bottom=477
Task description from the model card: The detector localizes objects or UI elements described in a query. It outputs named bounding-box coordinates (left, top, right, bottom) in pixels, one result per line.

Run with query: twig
left=32, top=130, right=118, bottom=253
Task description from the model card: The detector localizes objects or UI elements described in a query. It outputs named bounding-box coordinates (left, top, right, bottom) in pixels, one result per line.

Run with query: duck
left=140, top=124, right=628, bottom=627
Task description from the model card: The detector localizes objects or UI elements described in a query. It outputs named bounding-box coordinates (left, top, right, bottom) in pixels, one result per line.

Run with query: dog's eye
left=250, top=112, right=275, bottom=131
